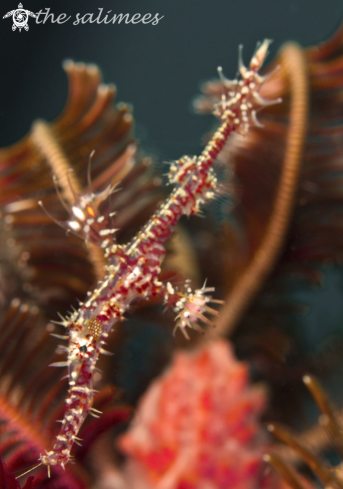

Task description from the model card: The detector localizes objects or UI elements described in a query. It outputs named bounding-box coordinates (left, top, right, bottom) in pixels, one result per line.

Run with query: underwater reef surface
left=1, top=19, right=343, bottom=489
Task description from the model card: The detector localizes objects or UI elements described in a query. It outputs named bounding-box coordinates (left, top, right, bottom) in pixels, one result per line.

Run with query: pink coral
left=118, top=340, right=269, bottom=489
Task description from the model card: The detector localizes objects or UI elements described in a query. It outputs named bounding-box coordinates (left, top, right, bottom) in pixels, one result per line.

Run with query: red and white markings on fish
left=39, top=39, right=280, bottom=475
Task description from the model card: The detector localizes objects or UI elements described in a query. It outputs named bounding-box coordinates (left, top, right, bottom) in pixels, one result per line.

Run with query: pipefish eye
left=79, top=345, right=87, bottom=353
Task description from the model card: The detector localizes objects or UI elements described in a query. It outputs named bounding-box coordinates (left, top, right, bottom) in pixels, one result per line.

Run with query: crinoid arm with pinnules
left=39, top=39, right=280, bottom=475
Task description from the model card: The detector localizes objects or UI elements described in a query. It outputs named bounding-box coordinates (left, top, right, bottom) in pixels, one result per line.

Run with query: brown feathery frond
left=0, top=299, right=87, bottom=487
left=0, top=61, right=160, bottom=317
left=195, top=24, right=343, bottom=356
left=0, top=59, right=197, bottom=478
left=0, top=299, right=131, bottom=487
left=266, top=375, right=343, bottom=489
left=196, top=41, right=309, bottom=340
left=263, top=453, right=309, bottom=489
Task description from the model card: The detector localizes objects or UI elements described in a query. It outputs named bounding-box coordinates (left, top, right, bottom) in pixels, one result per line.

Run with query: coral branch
left=118, top=340, right=268, bottom=489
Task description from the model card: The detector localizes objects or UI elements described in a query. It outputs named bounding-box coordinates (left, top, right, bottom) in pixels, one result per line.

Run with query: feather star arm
left=39, top=39, right=280, bottom=474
